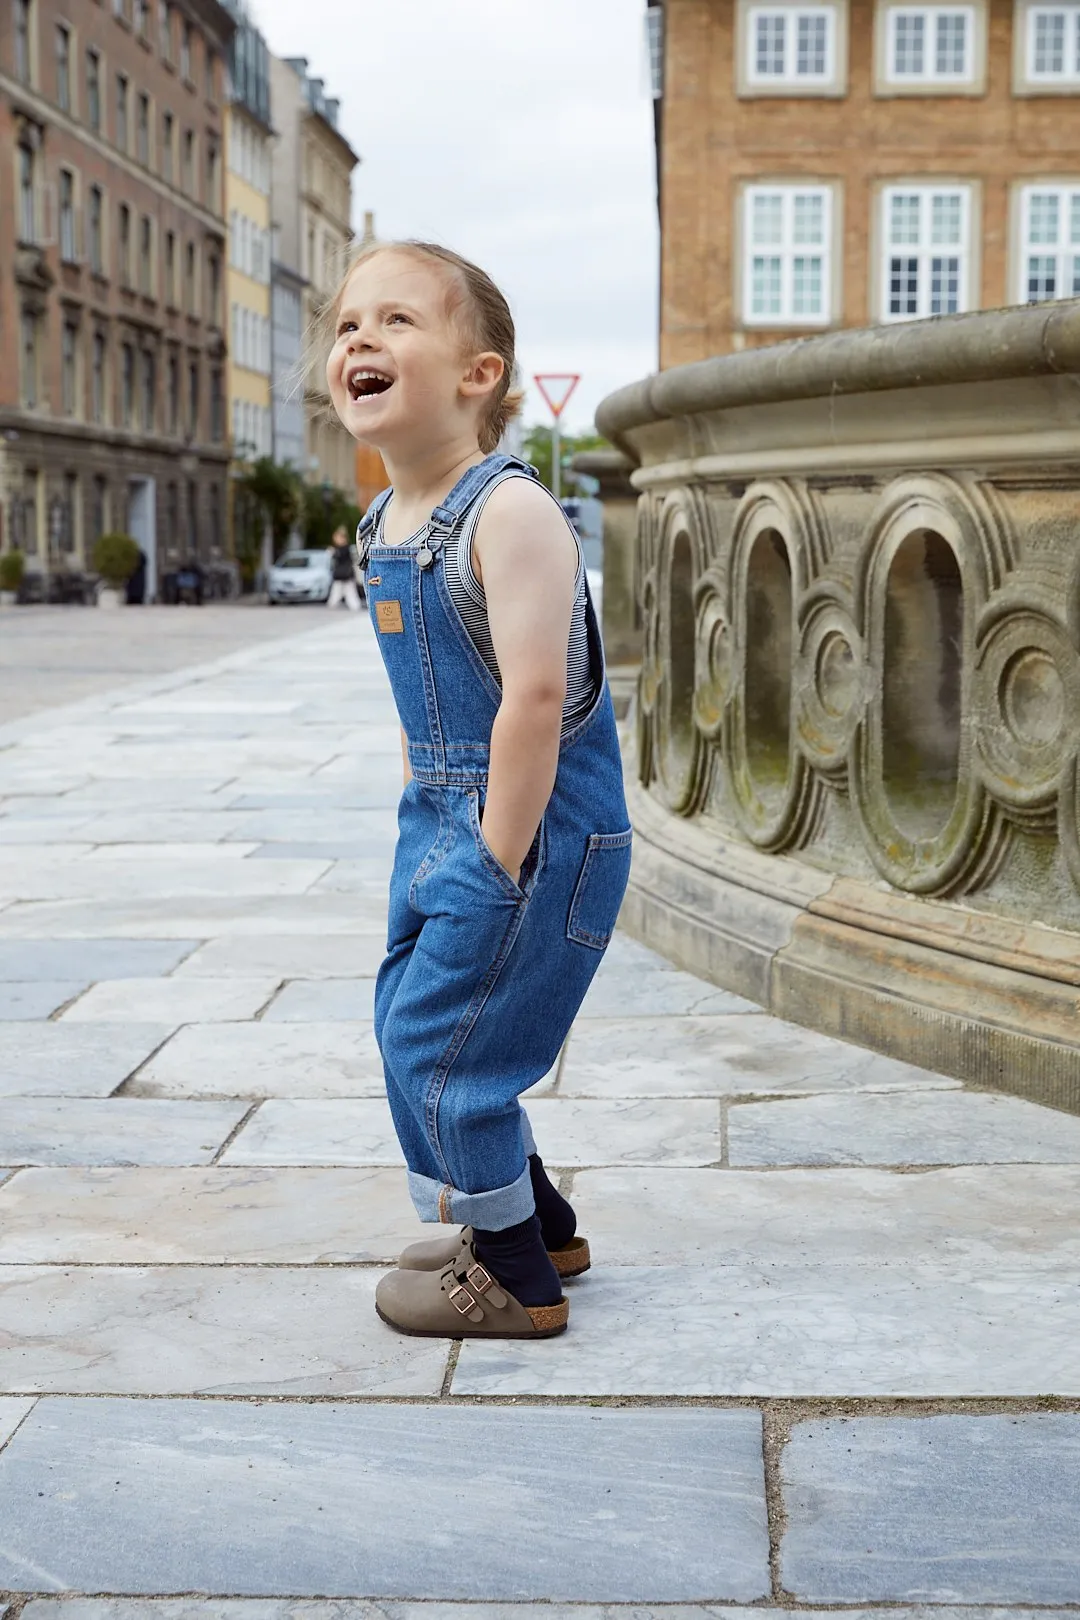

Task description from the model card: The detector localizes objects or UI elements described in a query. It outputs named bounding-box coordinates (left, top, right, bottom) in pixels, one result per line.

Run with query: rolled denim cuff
left=407, top=1160, right=536, bottom=1231
left=519, top=1108, right=537, bottom=1158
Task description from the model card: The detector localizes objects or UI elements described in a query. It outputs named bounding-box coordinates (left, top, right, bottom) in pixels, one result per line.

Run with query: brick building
left=0, top=0, right=233, bottom=595
left=651, top=0, right=1080, bottom=367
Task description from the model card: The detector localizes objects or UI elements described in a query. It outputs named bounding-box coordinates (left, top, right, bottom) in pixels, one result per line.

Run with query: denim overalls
left=356, top=453, right=632, bottom=1231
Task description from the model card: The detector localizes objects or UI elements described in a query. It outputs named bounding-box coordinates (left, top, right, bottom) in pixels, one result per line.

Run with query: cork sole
left=551, top=1237, right=591, bottom=1278
left=375, top=1298, right=569, bottom=1340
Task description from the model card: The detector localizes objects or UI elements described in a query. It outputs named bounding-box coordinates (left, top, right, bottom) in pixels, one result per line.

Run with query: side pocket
left=566, top=828, right=633, bottom=951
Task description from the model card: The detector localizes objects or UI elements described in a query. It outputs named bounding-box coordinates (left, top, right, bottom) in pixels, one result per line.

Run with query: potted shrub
left=91, top=532, right=142, bottom=608
left=0, top=549, right=25, bottom=606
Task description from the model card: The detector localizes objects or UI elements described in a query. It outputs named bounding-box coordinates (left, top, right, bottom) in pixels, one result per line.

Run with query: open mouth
left=347, top=366, right=394, bottom=402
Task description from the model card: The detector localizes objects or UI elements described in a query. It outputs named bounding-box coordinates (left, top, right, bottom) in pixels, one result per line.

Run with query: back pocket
left=566, top=829, right=633, bottom=950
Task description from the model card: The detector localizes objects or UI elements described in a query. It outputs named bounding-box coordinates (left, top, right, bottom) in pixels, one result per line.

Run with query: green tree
left=300, top=482, right=362, bottom=550
left=521, top=424, right=611, bottom=495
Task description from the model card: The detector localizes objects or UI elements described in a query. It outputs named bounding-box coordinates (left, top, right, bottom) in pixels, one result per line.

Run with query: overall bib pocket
left=566, top=828, right=633, bottom=950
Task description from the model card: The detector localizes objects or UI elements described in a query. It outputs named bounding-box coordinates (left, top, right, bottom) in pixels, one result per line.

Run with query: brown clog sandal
left=375, top=1249, right=569, bottom=1340
left=397, top=1224, right=591, bottom=1280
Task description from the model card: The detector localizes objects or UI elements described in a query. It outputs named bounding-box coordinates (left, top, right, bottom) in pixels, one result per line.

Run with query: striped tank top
left=374, top=471, right=597, bottom=738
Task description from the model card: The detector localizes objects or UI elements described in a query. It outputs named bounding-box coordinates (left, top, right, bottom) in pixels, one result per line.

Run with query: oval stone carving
left=974, top=599, right=1080, bottom=819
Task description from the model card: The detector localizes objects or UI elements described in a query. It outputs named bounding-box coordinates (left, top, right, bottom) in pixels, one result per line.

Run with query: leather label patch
left=375, top=599, right=404, bottom=634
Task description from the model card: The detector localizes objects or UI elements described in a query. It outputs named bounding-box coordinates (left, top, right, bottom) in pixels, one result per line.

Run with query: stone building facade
left=655, top=0, right=1080, bottom=366
left=269, top=53, right=356, bottom=500
left=0, top=0, right=234, bottom=595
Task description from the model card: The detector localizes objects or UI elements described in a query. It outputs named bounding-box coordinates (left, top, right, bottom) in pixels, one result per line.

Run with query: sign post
left=533, top=374, right=580, bottom=504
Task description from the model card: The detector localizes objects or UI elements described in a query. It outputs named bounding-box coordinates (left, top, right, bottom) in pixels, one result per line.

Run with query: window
left=59, top=168, right=77, bottom=261
left=185, top=240, right=197, bottom=314
left=186, top=479, right=197, bottom=552
left=164, top=229, right=176, bottom=304
left=60, top=472, right=78, bottom=555
left=116, top=72, right=129, bottom=151
left=162, top=111, right=174, bottom=181
left=205, top=46, right=215, bottom=100
left=86, top=49, right=101, bottom=131
left=20, top=309, right=40, bottom=406
left=165, top=481, right=178, bottom=552
left=167, top=350, right=179, bottom=433
left=18, top=143, right=36, bottom=244
left=119, top=202, right=132, bottom=286
left=88, top=184, right=103, bottom=273
left=15, top=0, right=33, bottom=84
left=210, top=368, right=223, bottom=441
left=91, top=329, right=107, bottom=421
left=182, top=128, right=194, bottom=194
left=137, top=93, right=150, bottom=164
left=139, top=215, right=153, bottom=295
left=62, top=320, right=79, bottom=414
left=1027, top=6, right=1080, bottom=81
left=206, top=139, right=219, bottom=208
left=159, top=0, right=172, bottom=62
left=134, top=0, right=148, bottom=38
left=180, top=19, right=191, bottom=78
left=141, top=349, right=155, bottom=431
left=1018, top=185, right=1080, bottom=301
left=645, top=4, right=664, bottom=97
left=743, top=184, right=832, bottom=323
left=121, top=342, right=135, bottom=425
left=208, top=251, right=221, bottom=326
left=881, top=185, right=970, bottom=320
left=55, top=23, right=71, bottom=112
left=749, top=7, right=834, bottom=83
left=886, top=7, right=973, bottom=81
left=209, top=482, right=221, bottom=554
left=188, top=359, right=199, bottom=438
left=92, top=476, right=108, bottom=543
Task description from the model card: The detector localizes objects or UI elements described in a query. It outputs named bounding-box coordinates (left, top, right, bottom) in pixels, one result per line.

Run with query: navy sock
left=528, top=1153, right=577, bottom=1251
left=472, top=1214, right=562, bottom=1307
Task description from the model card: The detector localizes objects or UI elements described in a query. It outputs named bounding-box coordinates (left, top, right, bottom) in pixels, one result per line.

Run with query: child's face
left=326, top=252, right=483, bottom=450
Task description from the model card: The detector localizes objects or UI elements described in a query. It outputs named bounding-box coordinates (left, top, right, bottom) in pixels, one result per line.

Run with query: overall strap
left=354, top=487, right=394, bottom=569
left=421, top=454, right=539, bottom=568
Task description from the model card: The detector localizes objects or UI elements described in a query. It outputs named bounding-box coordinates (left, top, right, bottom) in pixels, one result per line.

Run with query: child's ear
left=460, top=350, right=504, bottom=401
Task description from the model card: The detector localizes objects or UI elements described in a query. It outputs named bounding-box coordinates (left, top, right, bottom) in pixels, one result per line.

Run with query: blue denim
left=358, top=454, right=632, bottom=1230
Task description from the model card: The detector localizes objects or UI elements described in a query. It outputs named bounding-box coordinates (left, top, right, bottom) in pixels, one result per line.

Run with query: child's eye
left=387, top=312, right=411, bottom=325
left=336, top=320, right=357, bottom=337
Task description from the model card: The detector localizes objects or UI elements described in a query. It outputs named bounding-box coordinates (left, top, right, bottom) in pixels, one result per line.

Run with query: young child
left=324, top=240, right=632, bottom=1340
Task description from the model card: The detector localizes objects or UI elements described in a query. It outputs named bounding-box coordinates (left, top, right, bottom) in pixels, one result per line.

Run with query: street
left=0, top=611, right=1078, bottom=1607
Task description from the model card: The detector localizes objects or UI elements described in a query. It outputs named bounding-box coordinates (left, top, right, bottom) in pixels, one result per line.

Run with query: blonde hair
left=316, top=239, right=525, bottom=455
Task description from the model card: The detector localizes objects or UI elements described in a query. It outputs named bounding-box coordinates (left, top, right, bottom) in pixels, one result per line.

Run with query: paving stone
left=578, top=964, right=759, bottom=1018
left=18, top=1608, right=1077, bottom=1620
left=61, top=977, right=281, bottom=1024
left=84, top=842, right=261, bottom=861
left=0, top=980, right=87, bottom=1019
left=560, top=1015, right=957, bottom=1097
left=780, top=1414, right=1080, bottom=1601
left=0, top=1402, right=769, bottom=1600
left=0, top=1267, right=447, bottom=1396
left=72, top=811, right=253, bottom=842
left=308, top=862, right=398, bottom=896
left=0, top=1395, right=36, bottom=1449
left=729, top=1089, right=1080, bottom=1166
left=526, top=1097, right=722, bottom=1166
left=570, top=1164, right=1080, bottom=1267
left=0, top=1097, right=248, bottom=1164
left=173, top=936, right=384, bottom=980
left=454, top=1262, right=1080, bottom=1397
left=248, top=842, right=384, bottom=862
left=0, top=858, right=330, bottom=903
left=0, top=894, right=386, bottom=938
left=0, top=1023, right=175, bottom=1097
left=0, top=815, right=98, bottom=843
left=0, top=1166, right=426, bottom=1263
left=226, top=810, right=400, bottom=843
left=136, top=1023, right=384, bottom=1098
left=0, top=940, right=197, bottom=980
left=220, top=1099, right=403, bottom=1165
left=263, top=980, right=378, bottom=1021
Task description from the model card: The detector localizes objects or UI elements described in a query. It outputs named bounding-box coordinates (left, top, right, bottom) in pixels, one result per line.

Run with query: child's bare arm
left=400, top=726, right=412, bottom=787
left=474, top=480, right=577, bottom=881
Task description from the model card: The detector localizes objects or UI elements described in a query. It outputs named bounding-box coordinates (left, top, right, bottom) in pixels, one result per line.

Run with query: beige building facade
left=224, top=2, right=271, bottom=467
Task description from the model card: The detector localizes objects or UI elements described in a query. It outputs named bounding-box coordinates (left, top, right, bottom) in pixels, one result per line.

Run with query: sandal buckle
left=448, top=1284, right=477, bottom=1316
left=466, top=1263, right=495, bottom=1295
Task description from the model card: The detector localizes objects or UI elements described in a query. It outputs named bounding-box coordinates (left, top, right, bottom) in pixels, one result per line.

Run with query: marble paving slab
left=569, top=1164, right=1080, bottom=1267
left=83, top=842, right=261, bottom=861
left=60, top=977, right=281, bottom=1024
left=0, top=1166, right=426, bottom=1263
left=729, top=1088, right=1080, bottom=1165
left=0, top=1402, right=769, bottom=1600
left=0, top=980, right=87, bottom=1019
left=0, top=1097, right=248, bottom=1164
left=578, top=966, right=759, bottom=1018
left=16, top=1608, right=1080, bottom=1620
left=0, top=858, right=331, bottom=903
left=226, top=810, right=401, bottom=843
left=262, top=980, right=378, bottom=1022
left=71, top=811, right=254, bottom=842
left=453, top=1263, right=1080, bottom=1397
left=0, top=1395, right=36, bottom=1449
left=0, top=1267, right=447, bottom=1395
left=560, top=1015, right=958, bottom=1097
left=780, top=1414, right=1080, bottom=1601
left=0, top=895, right=389, bottom=938
left=0, top=815, right=98, bottom=843
left=220, top=1099, right=403, bottom=1165
left=249, top=842, right=385, bottom=863
left=0, top=1023, right=176, bottom=1097
left=135, top=1023, right=384, bottom=1098
left=0, top=939, right=197, bottom=980
left=172, top=935, right=385, bottom=979
left=308, top=863, right=397, bottom=897
left=525, top=1097, right=722, bottom=1166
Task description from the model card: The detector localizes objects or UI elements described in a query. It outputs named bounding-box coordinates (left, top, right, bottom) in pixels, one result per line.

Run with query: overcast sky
left=253, top=0, right=659, bottom=434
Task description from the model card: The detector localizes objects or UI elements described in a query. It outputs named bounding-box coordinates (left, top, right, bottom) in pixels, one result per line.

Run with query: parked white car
left=267, top=550, right=333, bottom=605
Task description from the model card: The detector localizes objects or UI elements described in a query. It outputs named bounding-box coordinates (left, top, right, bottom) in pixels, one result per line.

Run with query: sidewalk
left=0, top=616, right=1078, bottom=1611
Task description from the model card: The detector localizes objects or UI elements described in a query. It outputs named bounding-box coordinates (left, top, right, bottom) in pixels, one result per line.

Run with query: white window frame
left=1016, top=184, right=1080, bottom=303
left=747, top=6, right=836, bottom=83
left=1026, top=5, right=1080, bottom=81
left=741, top=184, right=834, bottom=326
left=885, top=6, right=976, bottom=81
left=879, top=184, right=972, bottom=322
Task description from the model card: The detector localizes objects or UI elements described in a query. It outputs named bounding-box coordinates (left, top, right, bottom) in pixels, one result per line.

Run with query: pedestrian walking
left=327, top=525, right=363, bottom=611
left=323, top=239, right=632, bottom=1341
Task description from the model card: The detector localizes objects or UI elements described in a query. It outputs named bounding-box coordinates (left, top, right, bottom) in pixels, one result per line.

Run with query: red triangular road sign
left=534, top=373, right=580, bottom=419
